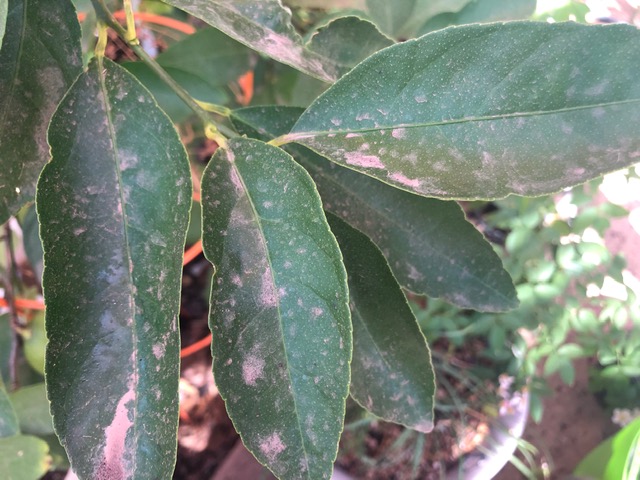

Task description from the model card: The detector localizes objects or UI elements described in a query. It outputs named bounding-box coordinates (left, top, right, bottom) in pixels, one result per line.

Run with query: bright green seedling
left=0, top=0, right=639, bottom=479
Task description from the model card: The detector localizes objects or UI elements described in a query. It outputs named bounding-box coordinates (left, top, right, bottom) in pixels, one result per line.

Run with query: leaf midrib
left=230, top=157, right=313, bottom=479
left=96, top=57, right=139, bottom=474
left=291, top=97, right=640, bottom=139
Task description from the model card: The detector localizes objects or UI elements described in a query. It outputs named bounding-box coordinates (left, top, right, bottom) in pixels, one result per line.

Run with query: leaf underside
left=231, top=106, right=517, bottom=312
left=290, top=22, right=640, bottom=200
left=0, top=0, right=82, bottom=223
left=201, top=137, right=352, bottom=480
left=327, top=214, right=435, bottom=432
left=37, top=57, right=191, bottom=480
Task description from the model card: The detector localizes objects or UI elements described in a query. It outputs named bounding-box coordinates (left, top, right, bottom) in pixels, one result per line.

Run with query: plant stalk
left=91, top=0, right=235, bottom=147
left=2, top=224, right=21, bottom=390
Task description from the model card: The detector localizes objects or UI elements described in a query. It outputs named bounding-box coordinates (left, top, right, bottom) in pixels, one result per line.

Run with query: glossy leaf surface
left=328, top=214, right=434, bottom=432
left=0, top=435, right=50, bottom=479
left=0, top=376, right=19, bottom=437
left=37, top=57, right=191, bottom=479
left=289, top=22, right=640, bottom=200
left=419, top=0, right=536, bottom=34
left=0, top=0, right=82, bottom=223
left=307, top=16, right=393, bottom=71
left=231, top=106, right=517, bottom=311
left=163, top=0, right=343, bottom=82
left=202, top=138, right=351, bottom=479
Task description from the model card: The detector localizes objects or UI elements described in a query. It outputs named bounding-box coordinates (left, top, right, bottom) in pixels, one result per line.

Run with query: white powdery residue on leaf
left=391, top=128, right=406, bottom=139
left=152, top=342, right=165, bottom=360
left=311, top=307, right=323, bottom=318
left=260, top=267, right=278, bottom=307
left=259, top=432, right=286, bottom=462
left=242, top=354, right=265, bottom=386
left=255, top=31, right=330, bottom=81
left=345, top=133, right=361, bottom=139
left=96, top=377, right=136, bottom=480
left=344, top=152, right=385, bottom=169
left=388, top=172, right=421, bottom=189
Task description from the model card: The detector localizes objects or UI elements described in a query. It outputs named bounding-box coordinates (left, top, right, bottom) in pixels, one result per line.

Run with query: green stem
left=91, top=0, right=235, bottom=146
left=122, top=0, right=139, bottom=45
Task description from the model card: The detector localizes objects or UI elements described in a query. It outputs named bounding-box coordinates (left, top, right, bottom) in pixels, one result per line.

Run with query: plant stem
left=122, top=0, right=139, bottom=44
left=91, top=0, right=234, bottom=147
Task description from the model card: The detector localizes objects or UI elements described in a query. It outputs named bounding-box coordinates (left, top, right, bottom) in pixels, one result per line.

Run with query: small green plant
left=1, top=1, right=640, bottom=479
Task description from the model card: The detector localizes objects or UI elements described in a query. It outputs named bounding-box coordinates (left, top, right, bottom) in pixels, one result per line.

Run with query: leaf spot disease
left=97, top=383, right=135, bottom=480
left=242, top=354, right=265, bottom=386
left=388, top=172, right=421, bottom=188
left=259, top=432, right=286, bottom=462
left=344, top=152, right=385, bottom=169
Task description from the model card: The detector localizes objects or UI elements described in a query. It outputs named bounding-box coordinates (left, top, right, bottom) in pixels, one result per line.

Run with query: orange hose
left=77, top=10, right=196, bottom=35
left=180, top=333, right=212, bottom=358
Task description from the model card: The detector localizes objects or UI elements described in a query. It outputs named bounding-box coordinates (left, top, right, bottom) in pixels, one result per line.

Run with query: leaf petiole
left=122, top=0, right=139, bottom=45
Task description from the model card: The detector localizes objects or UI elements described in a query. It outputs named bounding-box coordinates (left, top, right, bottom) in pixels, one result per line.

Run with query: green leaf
left=0, top=375, right=19, bottom=437
left=231, top=106, right=517, bottom=311
left=201, top=137, right=351, bottom=480
left=37, top=57, right=191, bottom=479
left=419, top=0, right=536, bottom=34
left=157, top=26, right=252, bottom=86
left=0, top=0, right=82, bottom=224
left=286, top=22, right=640, bottom=200
left=574, top=417, right=640, bottom=480
left=122, top=62, right=228, bottom=122
left=0, top=0, right=7, bottom=49
left=327, top=214, right=434, bottom=432
left=8, top=383, right=54, bottom=436
left=307, top=16, right=393, bottom=71
left=0, top=434, right=50, bottom=479
left=363, top=0, right=471, bottom=39
left=162, top=0, right=344, bottom=82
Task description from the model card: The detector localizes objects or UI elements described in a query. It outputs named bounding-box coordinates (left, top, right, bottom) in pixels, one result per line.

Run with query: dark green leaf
left=327, top=214, right=434, bottom=432
left=0, top=0, right=82, bottom=223
left=419, top=0, right=536, bottom=34
left=231, top=106, right=517, bottom=311
left=251, top=60, right=329, bottom=108
left=363, top=0, right=471, bottom=38
left=157, top=27, right=252, bottom=86
left=8, top=383, right=54, bottom=436
left=201, top=137, right=351, bottom=480
left=0, top=375, right=19, bottom=437
left=122, top=62, right=228, bottom=122
left=307, top=16, right=393, bottom=71
left=37, top=57, right=191, bottom=479
left=287, top=22, right=640, bottom=200
left=0, top=434, right=50, bottom=479
left=162, top=0, right=344, bottom=82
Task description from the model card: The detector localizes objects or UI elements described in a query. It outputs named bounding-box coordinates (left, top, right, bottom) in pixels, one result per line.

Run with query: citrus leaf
left=231, top=106, right=517, bottom=311
left=156, top=26, right=252, bottom=87
left=162, top=0, right=343, bottom=82
left=37, top=57, right=191, bottom=479
left=0, top=434, right=50, bottom=479
left=0, top=376, right=19, bottom=437
left=287, top=22, right=640, bottom=200
left=201, top=137, right=351, bottom=480
left=327, top=214, right=434, bottom=432
left=8, top=383, right=54, bottom=436
left=419, top=0, right=536, bottom=34
left=0, top=0, right=82, bottom=223
left=307, top=16, right=393, bottom=71
left=122, top=62, right=228, bottom=122
left=364, top=0, right=471, bottom=38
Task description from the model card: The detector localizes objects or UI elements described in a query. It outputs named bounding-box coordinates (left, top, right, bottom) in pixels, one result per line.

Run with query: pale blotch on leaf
left=242, top=354, right=265, bottom=386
